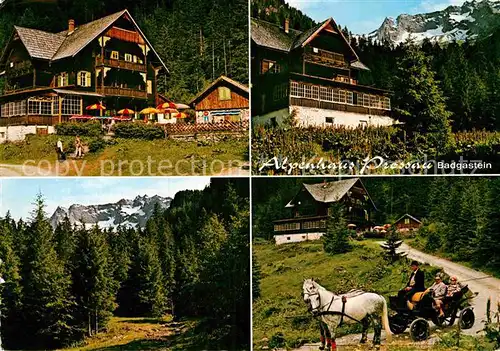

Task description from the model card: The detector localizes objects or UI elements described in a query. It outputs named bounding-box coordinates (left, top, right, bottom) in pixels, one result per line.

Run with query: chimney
left=285, top=18, right=290, bottom=34
left=68, top=19, right=75, bottom=33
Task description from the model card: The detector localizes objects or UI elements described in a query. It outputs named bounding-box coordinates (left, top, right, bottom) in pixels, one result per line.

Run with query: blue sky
left=286, top=0, right=468, bottom=34
left=0, top=177, right=211, bottom=220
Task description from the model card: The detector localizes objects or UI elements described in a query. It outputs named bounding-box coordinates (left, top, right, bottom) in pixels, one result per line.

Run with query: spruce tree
left=54, top=216, right=75, bottom=265
left=127, top=237, right=167, bottom=317
left=380, top=225, right=406, bottom=262
left=20, top=193, right=74, bottom=348
left=0, top=216, right=23, bottom=348
left=323, top=203, right=352, bottom=255
left=475, top=179, right=500, bottom=271
left=393, top=41, right=453, bottom=153
left=71, top=225, right=117, bottom=336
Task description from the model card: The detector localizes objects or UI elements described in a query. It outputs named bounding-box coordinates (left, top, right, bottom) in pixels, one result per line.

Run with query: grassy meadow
left=0, top=134, right=248, bottom=176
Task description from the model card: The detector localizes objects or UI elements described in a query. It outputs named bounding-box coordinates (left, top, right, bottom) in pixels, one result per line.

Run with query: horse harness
left=314, top=292, right=365, bottom=327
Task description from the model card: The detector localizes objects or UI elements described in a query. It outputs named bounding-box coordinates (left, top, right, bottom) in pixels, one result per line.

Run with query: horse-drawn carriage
left=388, top=285, right=476, bottom=341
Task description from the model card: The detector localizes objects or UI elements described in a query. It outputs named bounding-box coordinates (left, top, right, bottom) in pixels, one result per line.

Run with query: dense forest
left=0, top=178, right=250, bottom=350
left=252, top=177, right=500, bottom=275
left=0, top=0, right=248, bottom=102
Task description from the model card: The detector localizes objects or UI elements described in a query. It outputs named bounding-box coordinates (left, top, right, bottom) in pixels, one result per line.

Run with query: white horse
left=303, top=279, right=392, bottom=350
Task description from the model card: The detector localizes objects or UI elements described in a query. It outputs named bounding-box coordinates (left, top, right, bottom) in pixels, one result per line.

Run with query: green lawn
left=252, top=240, right=442, bottom=350
left=0, top=134, right=248, bottom=176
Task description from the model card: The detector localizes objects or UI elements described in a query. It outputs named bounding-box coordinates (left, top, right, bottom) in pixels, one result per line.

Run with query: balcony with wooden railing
left=95, top=57, right=147, bottom=72
left=97, top=86, right=147, bottom=99
left=304, top=49, right=348, bottom=69
left=3, top=85, right=48, bottom=95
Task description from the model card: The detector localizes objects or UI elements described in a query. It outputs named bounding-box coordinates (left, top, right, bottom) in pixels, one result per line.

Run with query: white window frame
left=111, top=51, right=119, bottom=60
left=147, top=80, right=153, bottom=94
left=77, top=71, right=91, bottom=87
left=57, top=72, right=68, bottom=87
left=125, top=53, right=133, bottom=62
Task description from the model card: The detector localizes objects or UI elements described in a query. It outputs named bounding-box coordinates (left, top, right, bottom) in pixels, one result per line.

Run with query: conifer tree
left=71, top=225, right=117, bottom=336
left=323, top=203, right=352, bottom=255
left=0, top=215, right=23, bottom=348
left=393, top=41, right=453, bottom=152
left=380, top=225, right=406, bottom=262
left=20, top=193, right=74, bottom=348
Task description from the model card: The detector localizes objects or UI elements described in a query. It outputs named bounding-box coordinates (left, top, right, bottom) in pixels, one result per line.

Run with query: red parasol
left=86, top=103, right=106, bottom=110
left=117, top=108, right=135, bottom=115
left=157, top=101, right=190, bottom=110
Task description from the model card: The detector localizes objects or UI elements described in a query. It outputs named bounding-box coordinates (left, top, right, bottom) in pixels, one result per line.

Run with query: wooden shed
left=190, top=76, right=249, bottom=124
left=393, top=214, right=422, bottom=233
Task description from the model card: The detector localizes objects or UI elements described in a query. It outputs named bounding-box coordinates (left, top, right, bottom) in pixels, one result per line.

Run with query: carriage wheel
left=389, top=314, right=408, bottom=334
left=409, top=318, right=430, bottom=341
left=459, top=307, right=475, bottom=330
left=433, top=312, right=456, bottom=328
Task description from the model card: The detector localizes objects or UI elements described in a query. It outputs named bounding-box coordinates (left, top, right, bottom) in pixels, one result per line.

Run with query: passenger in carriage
left=446, top=276, right=464, bottom=299
left=427, top=275, right=447, bottom=317
left=398, top=261, right=426, bottom=304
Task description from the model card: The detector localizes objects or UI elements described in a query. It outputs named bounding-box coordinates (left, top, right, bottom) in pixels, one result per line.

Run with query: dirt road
left=0, top=163, right=56, bottom=176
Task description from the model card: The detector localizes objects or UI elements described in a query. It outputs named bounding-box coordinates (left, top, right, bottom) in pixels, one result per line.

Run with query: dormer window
left=111, top=51, right=119, bottom=60
left=218, top=87, right=231, bottom=101
left=57, top=72, right=68, bottom=87
left=77, top=71, right=91, bottom=87
left=261, top=59, right=280, bottom=74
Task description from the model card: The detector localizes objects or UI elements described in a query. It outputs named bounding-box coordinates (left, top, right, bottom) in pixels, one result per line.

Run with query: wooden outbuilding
left=190, top=75, right=249, bottom=124
left=393, top=214, right=422, bottom=233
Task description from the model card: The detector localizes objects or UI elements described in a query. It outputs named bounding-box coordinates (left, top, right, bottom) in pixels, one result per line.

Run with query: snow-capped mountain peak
left=364, top=0, right=500, bottom=45
left=49, top=195, right=172, bottom=230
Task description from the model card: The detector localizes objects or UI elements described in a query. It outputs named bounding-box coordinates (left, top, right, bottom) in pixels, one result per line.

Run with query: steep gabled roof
left=14, top=26, right=66, bottom=60
left=286, top=178, right=377, bottom=210
left=303, top=178, right=360, bottom=203
left=2, top=10, right=168, bottom=72
left=190, top=75, right=249, bottom=106
left=52, top=10, right=126, bottom=60
left=251, top=17, right=365, bottom=67
left=291, top=20, right=330, bottom=50
left=394, top=214, right=422, bottom=224
left=251, top=18, right=300, bottom=52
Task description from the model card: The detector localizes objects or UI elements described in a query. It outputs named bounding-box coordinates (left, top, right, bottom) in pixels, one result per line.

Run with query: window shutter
left=86, top=72, right=91, bottom=87
left=77, top=72, right=82, bottom=86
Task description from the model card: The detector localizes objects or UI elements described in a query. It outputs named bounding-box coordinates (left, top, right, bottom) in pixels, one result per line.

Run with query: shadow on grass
left=92, top=333, right=206, bottom=351
left=118, top=318, right=168, bottom=325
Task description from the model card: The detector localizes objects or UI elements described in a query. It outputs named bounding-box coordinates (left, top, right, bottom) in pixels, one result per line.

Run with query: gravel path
left=0, top=163, right=57, bottom=176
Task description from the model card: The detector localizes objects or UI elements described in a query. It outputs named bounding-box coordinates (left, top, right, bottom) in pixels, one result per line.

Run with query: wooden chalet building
left=273, top=178, right=376, bottom=245
left=190, top=76, right=249, bottom=124
left=0, top=10, right=168, bottom=140
left=251, top=18, right=395, bottom=128
left=393, top=214, right=422, bottom=233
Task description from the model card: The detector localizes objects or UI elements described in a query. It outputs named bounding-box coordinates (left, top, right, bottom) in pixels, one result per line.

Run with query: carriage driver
left=398, top=260, right=426, bottom=303
left=427, top=275, right=447, bottom=317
